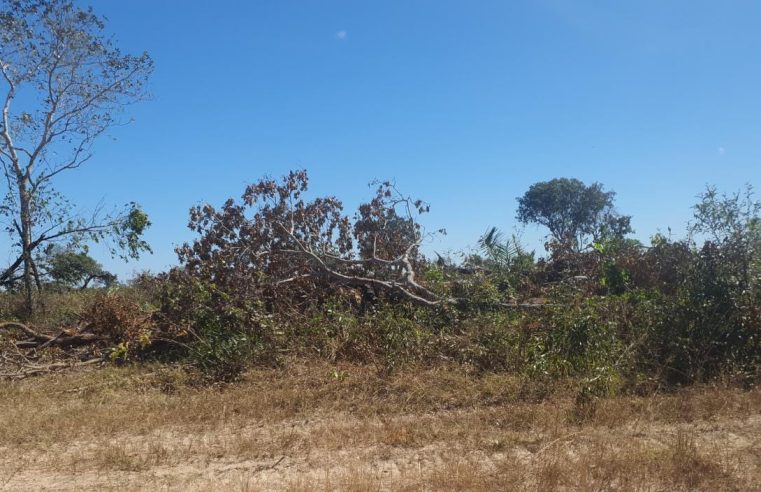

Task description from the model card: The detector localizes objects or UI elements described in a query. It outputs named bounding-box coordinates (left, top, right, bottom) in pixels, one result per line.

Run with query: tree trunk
left=19, top=182, right=35, bottom=317
left=30, top=255, right=43, bottom=292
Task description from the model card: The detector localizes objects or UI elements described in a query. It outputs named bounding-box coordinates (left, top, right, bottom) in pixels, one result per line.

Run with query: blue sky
left=42, top=0, right=761, bottom=278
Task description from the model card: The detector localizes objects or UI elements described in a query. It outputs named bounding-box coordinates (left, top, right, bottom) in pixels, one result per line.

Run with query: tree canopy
left=516, top=178, right=632, bottom=252
left=44, top=248, right=116, bottom=289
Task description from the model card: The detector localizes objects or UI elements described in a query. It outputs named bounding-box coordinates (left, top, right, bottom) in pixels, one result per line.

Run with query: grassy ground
left=0, top=361, right=759, bottom=491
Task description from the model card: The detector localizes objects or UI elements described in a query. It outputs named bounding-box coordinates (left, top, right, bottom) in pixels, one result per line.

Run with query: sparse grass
left=0, top=361, right=759, bottom=490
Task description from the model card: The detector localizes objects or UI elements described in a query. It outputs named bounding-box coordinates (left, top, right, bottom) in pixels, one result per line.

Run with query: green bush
left=156, top=272, right=277, bottom=383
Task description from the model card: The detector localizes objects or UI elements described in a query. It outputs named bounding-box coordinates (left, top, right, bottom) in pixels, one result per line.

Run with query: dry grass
left=1, top=360, right=759, bottom=490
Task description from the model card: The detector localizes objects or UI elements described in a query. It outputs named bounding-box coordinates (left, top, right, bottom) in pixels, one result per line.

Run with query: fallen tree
left=176, top=170, right=551, bottom=311
left=176, top=170, right=452, bottom=309
left=0, top=321, right=102, bottom=349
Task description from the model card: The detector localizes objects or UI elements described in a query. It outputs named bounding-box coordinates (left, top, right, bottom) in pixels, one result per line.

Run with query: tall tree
left=0, top=0, right=153, bottom=313
left=516, top=178, right=632, bottom=252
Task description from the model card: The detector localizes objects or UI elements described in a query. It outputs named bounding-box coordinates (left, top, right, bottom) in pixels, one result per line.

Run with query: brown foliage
left=176, top=170, right=447, bottom=310
left=78, top=291, right=153, bottom=350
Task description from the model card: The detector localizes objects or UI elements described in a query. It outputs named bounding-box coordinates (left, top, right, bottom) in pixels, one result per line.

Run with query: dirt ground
left=1, top=362, right=759, bottom=491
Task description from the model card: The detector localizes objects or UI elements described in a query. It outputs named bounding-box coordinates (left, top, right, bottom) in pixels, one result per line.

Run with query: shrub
left=156, top=271, right=277, bottom=382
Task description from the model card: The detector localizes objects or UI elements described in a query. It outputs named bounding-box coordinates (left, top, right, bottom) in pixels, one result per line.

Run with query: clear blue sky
left=48, top=0, right=761, bottom=278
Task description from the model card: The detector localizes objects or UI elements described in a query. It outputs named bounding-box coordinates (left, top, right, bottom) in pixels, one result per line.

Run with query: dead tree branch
left=0, top=321, right=102, bottom=349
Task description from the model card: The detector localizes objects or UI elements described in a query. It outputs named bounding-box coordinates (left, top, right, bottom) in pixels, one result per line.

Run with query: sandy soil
left=1, top=365, right=759, bottom=491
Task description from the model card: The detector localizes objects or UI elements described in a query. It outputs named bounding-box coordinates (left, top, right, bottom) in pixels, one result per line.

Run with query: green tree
left=516, top=178, right=632, bottom=252
left=45, top=248, right=116, bottom=289
left=689, top=184, right=760, bottom=306
left=0, top=0, right=153, bottom=313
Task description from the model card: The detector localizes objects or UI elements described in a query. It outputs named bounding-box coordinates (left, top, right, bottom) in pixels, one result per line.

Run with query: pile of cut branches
left=0, top=322, right=103, bottom=349
left=0, top=322, right=103, bottom=380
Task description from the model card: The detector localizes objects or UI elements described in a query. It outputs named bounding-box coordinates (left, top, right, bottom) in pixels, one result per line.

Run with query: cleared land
left=1, top=362, right=759, bottom=491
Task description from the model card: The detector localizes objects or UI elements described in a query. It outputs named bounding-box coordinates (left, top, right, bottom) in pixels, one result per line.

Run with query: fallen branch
left=278, top=225, right=561, bottom=310
left=0, top=321, right=103, bottom=349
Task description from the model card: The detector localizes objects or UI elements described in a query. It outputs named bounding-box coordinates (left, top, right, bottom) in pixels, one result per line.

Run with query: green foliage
left=130, top=183, right=757, bottom=392
left=593, top=239, right=633, bottom=295
left=44, top=248, right=117, bottom=289
left=633, top=185, right=761, bottom=384
left=478, top=227, right=535, bottom=291
left=690, top=184, right=760, bottom=307
left=187, top=325, right=256, bottom=384
left=450, top=274, right=506, bottom=312
left=157, top=273, right=275, bottom=383
left=3, top=178, right=756, bottom=398
left=453, top=313, right=523, bottom=372
left=116, top=204, right=153, bottom=260
left=516, top=178, right=632, bottom=252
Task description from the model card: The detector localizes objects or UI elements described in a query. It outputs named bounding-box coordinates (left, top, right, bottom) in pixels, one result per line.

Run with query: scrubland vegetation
left=2, top=172, right=759, bottom=394
left=1, top=0, right=760, bottom=490
left=0, top=170, right=759, bottom=490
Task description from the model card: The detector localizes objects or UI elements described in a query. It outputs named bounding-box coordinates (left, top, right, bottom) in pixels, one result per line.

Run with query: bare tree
left=0, top=0, right=153, bottom=313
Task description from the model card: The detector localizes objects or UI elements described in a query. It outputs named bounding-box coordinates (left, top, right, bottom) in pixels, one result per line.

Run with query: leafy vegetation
left=516, top=177, right=632, bottom=253
left=0, top=2, right=757, bottom=488
left=3, top=169, right=757, bottom=401
left=43, top=248, right=117, bottom=290
left=0, top=0, right=153, bottom=314
left=0, top=2, right=758, bottom=405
